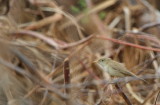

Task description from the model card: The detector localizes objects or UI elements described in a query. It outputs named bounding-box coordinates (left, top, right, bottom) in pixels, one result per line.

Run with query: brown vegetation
left=0, top=0, right=160, bottom=105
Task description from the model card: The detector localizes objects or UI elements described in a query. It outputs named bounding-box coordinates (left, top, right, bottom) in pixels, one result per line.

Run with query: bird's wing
left=109, top=61, right=134, bottom=76
left=109, top=61, right=148, bottom=83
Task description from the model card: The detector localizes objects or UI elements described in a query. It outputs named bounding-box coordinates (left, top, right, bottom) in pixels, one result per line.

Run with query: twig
left=0, top=57, right=32, bottom=79
left=140, top=22, right=160, bottom=31
left=63, top=58, right=70, bottom=105
left=108, top=16, right=121, bottom=29
left=0, top=0, right=10, bottom=15
left=12, top=30, right=61, bottom=49
left=28, top=0, right=57, bottom=7
left=49, top=74, right=158, bottom=89
left=154, top=89, right=160, bottom=105
left=133, top=55, right=159, bottom=75
left=60, top=35, right=94, bottom=49
left=24, top=85, right=40, bottom=98
left=25, top=13, right=63, bottom=30
left=96, top=35, right=160, bottom=52
left=125, top=33, right=160, bottom=46
left=123, top=7, right=131, bottom=31
left=139, top=0, right=155, bottom=12
left=63, top=58, right=70, bottom=94
left=115, top=83, right=132, bottom=105
left=141, top=89, right=159, bottom=105
left=40, top=90, right=48, bottom=105
left=87, top=0, right=118, bottom=15
left=12, top=30, right=94, bottom=50
left=126, top=83, right=144, bottom=103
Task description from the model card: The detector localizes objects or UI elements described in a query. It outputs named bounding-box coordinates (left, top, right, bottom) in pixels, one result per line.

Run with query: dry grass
left=0, top=0, right=160, bottom=105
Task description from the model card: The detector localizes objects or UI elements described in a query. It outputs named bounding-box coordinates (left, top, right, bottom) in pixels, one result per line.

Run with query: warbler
left=94, top=57, right=147, bottom=83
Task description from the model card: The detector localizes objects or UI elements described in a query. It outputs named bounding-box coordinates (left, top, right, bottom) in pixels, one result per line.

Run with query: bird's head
left=94, top=57, right=111, bottom=67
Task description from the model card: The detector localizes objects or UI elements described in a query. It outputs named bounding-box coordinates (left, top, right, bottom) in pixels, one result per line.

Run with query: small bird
left=94, top=57, right=147, bottom=83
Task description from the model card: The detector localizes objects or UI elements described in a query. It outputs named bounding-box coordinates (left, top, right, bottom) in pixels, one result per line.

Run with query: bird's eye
left=101, top=59, right=104, bottom=62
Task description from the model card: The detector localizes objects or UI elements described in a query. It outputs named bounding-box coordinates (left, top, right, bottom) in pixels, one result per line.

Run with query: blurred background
left=0, top=0, right=160, bottom=105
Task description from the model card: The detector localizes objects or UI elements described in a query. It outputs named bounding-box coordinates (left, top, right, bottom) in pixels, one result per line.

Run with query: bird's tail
left=134, top=75, right=148, bottom=84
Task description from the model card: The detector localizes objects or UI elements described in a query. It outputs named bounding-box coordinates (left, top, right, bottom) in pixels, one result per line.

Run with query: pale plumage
left=94, top=57, right=147, bottom=83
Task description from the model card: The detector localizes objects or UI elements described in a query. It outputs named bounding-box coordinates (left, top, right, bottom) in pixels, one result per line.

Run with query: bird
left=94, top=57, right=147, bottom=83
